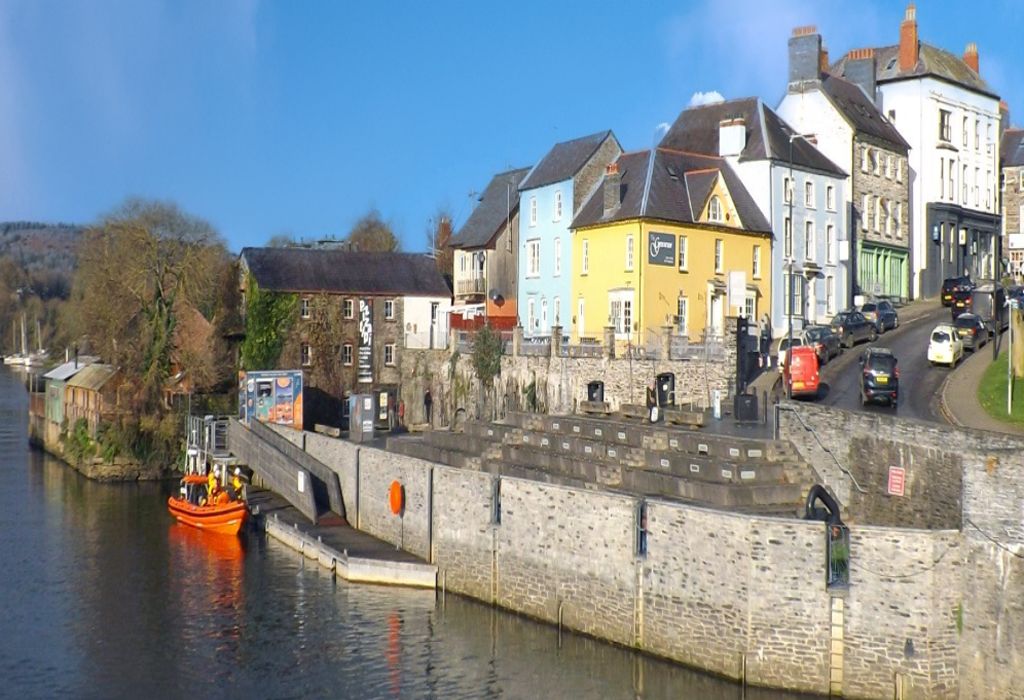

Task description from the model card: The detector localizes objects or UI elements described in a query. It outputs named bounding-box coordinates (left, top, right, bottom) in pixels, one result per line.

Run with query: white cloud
left=688, top=91, right=725, bottom=107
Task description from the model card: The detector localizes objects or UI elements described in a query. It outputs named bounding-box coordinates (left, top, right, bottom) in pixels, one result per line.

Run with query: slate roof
left=571, top=148, right=771, bottom=235
left=519, top=131, right=617, bottom=191
left=830, top=43, right=998, bottom=99
left=660, top=98, right=845, bottom=176
left=819, top=75, right=910, bottom=150
left=43, top=356, right=99, bottom=382
left=1001, top=130, right=1024, bottom=167
left=66, top=363, right=118, bottom=392
left=449, top=167, right=531, bottom=250
left=241, top=247, right=452, bottom=297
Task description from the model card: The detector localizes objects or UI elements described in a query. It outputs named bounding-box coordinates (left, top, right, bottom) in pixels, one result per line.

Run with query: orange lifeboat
left=168, top=474, right=248, bottom=536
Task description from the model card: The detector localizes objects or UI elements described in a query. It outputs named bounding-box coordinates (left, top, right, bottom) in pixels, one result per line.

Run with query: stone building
left=1000, top=128, right=1024, bottom=280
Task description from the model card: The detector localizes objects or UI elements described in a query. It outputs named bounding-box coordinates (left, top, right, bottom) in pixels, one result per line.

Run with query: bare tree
left=346, top=207, right=401, bottom=252
left=426, top=208, right=455, bottom=280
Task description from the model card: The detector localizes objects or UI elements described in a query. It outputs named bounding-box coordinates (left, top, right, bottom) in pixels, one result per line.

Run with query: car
left=953, top=313, right=990, bottom=351
left=777, top=336, right=805, bottom=373
left=830, top=310, right=877, bottom=348
left=941, top=276, right=975, bottom=307
left=786, top=345, right=820, bottom=399
left=858, top=300, right=899, bottom=333
left=950, top=289, right=973, bottom=320
left=859, top=347, right=899, bottom=408
left=927, top=323, right=964, bottom=368
left=802, top=324, right=841, bottom=364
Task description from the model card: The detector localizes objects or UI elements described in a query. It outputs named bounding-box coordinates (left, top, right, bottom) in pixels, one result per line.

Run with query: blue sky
left=1, top=0, right=1021, bottom=254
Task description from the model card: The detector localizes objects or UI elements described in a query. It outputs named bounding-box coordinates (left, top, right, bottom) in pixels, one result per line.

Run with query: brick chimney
left=603, top=162, right=622, bottom=216
left=963, top=42, right=979, bottom=74
left=899, top=3, right=918, bottom=71
left=845, top=48, right=877, bottom=101
left=719, top=118, right=747, bottom=157
left=820, top=44, right=830, bottom=72
left=788, top=25, right=823, bottom=88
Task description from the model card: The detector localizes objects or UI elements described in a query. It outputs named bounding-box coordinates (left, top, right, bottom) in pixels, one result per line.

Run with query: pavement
left=940, top=331, right=1024, bottom=436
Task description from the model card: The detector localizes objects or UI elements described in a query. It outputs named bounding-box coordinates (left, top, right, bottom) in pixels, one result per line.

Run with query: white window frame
left=342, top=344, right=353, bottom=366
left=861, top=195, right=869, bottom=231
left=527, top=298, right=536, bottom=331
left=300, top=297, right=311, bottom=319
left=895, top=202, right=903, bottom=239
left=554, top=190, right=562, bottom=221
left=885, top=154, right=892, bottom=179
left=785, top=217, right=793, bottom=257
left=896, top=157, right=902, bottom=183
left=826, top=224, right=835, bottom=264
left=384, top=299, right=395, bottom=320
left=785, top=273, right=803, bottom=316
left=529, top=196, right=537, bottom=227
left=554, top=237, right=561, bottom=276
left=609, top=289, right=635, bottom=339
left=784, top=176, right=793, bottom=203
left=804, top=221, right=814, bottom=261
left=939, top=158, right=945, bottom=200
left=526, top=239, right=540, bottom=277
left=874, top=196, right=881, bottom=233
left=344, top=299, right=354, bottom=319
left=826, top=275, right=835, bottom=315
left=625, top=235, right=634, bottom=271
left=804, top=181, right=814, bottom=208
left=675, top=296, right=688, bottom=332
left=553, top=297, right=560, bottom=327
left=714, top=239, right=723, bottom=273
left=861, top=147, right=869, bottom=172
left=541, top=298, right=548, bottom=332
left=582, top=239, right=589, bottom=275
left=384, top=343, right=395, bottom=366
left=744, top=295, right=755, bottom=321
left=301, top=343, right=312, bottom=366
left=826, top=185, right=835, bottom=211
left=678, top=235, right=688, bottom=271
left=752, top=245, right=761, bottom=279
left=709, top=195, right=723, bottom=222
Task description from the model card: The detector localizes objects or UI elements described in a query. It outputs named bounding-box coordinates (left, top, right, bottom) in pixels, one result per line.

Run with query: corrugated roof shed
left=43, top=356, right=99, bottom=381
left=65, top=364, right=118, bottom=392
left=519, top=131, right=617, bottom=191
left=450, top=167, right=531, bottom=249
left=240, top=248, right=452, bottom=297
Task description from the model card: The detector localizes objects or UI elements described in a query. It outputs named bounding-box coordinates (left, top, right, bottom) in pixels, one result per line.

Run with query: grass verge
left=977, top=350, right=1024, bottom=430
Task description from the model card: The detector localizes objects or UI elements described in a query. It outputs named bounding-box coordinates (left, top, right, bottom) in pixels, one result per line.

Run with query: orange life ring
left=389, top=480, right=404, bottom=515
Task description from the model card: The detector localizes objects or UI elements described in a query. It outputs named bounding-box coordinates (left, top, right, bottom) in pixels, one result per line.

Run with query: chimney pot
left=963, top=42, right=979, bottom=74
left=820, top=45, right=829, bottom=72
left=899, top=3, right=919, bottom=71
left=792, top=25, right=817, bottom=37
left=606, top=163, right=618, bottom=176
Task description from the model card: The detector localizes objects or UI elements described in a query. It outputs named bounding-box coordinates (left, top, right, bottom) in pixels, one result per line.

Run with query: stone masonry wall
left=302, top=431, right=359, bottom=525
left=432, top=466, right=496, bottom=601
left=356, top=448, right=433, bottom=561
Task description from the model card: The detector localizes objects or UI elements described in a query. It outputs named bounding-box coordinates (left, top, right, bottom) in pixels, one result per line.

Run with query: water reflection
left=0, top=367, right=816, bottom=700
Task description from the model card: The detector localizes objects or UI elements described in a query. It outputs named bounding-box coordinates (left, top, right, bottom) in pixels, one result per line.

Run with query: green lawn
left=977, top=351, right=1024, bottom=429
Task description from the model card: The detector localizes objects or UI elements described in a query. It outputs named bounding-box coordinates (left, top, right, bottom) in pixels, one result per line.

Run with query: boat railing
left=185, top=414, right=232, bottom=474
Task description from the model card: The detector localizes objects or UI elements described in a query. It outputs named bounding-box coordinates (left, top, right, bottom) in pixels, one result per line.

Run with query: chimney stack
left=845, top=48, right=877, bottom=101
left=820, top=44, right=830, bottom=72
left=963, top=42, right=979, bottom=74
left=603, top=162, right=622, bottom=216
left=899, top=3, right=918, bottom=71
left=788, top=25, right=823, bottom=88
left=719, top=118, right=747, bottom=157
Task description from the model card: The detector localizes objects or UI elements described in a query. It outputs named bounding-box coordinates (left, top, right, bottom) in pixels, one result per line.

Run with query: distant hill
left=0, top=221, right=84, bottom=277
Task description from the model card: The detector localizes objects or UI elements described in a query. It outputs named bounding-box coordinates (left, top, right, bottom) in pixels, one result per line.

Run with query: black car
left=953, top=313, right=989, bottom=351
left=830, top=310, right=877, bottom=348
left=858, top=300, right=899, bottom=333
left=802, top=324, right=841, bottom=364
left=941, top=276, right=975, bottom=307
left=859, top=347, right=898, bottom=409
left=950, top=289, right=973, bottom=320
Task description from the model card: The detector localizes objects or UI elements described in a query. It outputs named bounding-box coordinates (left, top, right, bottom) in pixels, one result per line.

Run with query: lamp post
left=785, top=132, right=815, bottom=399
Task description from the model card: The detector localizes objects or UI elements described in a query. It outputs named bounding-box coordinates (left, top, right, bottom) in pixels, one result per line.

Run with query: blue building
left=517, top=131, right=621, bottom=337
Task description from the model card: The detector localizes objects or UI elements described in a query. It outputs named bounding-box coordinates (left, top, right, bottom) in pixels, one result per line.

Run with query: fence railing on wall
left=520, top=337, right=551, bottom=357
left=668, top=327, right=726, bottom=361
left=563, top=339, right=602, bottom=358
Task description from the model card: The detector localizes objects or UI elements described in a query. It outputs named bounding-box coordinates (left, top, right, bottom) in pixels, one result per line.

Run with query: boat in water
left=168, top=473, right=248, bottom=536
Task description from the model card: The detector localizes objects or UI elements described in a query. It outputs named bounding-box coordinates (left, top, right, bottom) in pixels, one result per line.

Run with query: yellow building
left=570, top=148, right=773, bottom=349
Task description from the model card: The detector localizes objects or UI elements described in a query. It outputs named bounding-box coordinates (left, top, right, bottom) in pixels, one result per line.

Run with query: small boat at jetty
left=168, top=474, right=248, bottom=536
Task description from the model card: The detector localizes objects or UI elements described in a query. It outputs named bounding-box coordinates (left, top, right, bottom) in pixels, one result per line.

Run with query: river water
left=0, top=368, right=815, bottom=700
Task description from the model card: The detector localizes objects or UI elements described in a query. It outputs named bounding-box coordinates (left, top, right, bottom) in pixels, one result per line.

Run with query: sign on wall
left=238, top=369, right=304, bottom=428
left=887, top=465, right=906, bottom=497
left=358, top=298, right=373, bottom=384
left=648, top=231, right=676, bottom=265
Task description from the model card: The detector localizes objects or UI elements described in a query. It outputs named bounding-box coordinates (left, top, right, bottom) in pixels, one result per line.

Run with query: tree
left=426, top=208, right=454, bottom=280
left=265, top=232, right=300, bottom=248
left=346, top=207, right=401, bottom=252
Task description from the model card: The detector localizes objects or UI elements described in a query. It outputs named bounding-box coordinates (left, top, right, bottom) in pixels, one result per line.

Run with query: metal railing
left=456, top=277, right=486, bottom=296
left=668, top=327, right=726, bottom=361
left=520, top=337, right=551, bottom=356
left=563, top=339, right=602, bottom=358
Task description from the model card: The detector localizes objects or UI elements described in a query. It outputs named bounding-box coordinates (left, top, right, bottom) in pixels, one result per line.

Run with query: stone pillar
left=513, top=325, right=523, bottom=357
left=550, top=325, right=562, bottom=357
left=603, top=326, right=616, bottom=359
left=450, top=327, right=459, bottom=355
left=661, top=325, right=673, bottom=360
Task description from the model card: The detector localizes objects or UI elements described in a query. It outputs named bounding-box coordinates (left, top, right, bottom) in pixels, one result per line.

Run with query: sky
left=1, top=0, right=1022, bottom=254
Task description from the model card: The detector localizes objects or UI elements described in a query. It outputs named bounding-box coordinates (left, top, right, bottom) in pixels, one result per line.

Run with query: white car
left=777, top=336, right=805, bottom=372
left=927, top=324, right=964, bottom=368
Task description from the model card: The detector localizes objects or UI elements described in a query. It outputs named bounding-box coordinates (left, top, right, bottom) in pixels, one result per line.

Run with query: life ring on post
left=389, top=480, right=404, bottom=515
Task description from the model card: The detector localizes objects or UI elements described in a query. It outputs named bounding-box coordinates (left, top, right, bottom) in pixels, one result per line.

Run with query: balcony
left=456, top=277, right=486, bottom=297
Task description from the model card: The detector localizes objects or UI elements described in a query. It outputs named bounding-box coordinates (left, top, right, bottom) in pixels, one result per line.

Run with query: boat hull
left=167, top=497, right=247, bottom=536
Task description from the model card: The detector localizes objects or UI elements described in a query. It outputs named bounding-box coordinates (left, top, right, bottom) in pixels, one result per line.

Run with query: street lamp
left=785, top=132, right=815, bottom=399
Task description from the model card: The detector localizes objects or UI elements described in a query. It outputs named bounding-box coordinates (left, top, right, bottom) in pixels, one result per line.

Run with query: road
left=812, top=306, right=965, bottom=422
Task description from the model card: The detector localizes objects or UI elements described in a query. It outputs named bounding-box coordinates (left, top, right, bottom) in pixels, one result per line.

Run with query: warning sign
left=887, top=466, right=906, bottom=497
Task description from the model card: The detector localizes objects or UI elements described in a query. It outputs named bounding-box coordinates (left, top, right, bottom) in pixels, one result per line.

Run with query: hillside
left=0, top=221, right=83, bottom=278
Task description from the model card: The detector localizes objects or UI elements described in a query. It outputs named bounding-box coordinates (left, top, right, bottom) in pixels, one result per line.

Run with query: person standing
left=387, top=393, right=395, bottom=430
left=397, top=399, right=405, bottom=428
left=424, top=389, right=433, bottom=425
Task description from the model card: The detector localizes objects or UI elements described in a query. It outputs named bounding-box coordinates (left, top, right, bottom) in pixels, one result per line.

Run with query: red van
left=786, top=345, right=820, bottom=399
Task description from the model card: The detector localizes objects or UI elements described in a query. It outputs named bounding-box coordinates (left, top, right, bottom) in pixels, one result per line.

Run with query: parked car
left=952, top=313, right=989, bottom=351
left=941, top=276, right=975, bottom=307
left=859, top=347, right=899, bottom=408
left=777, top=336, right=805, bottom=373
left=802, top=324, right=841, bottom=364
left=971, top=282, right=1008, bottom=332
left=858, top=300, right=899, bottom=333
left=950, top=289, right=973, bottom=320
left=830, top=310, right=877, bottom=348
left=786, top=345, right=820, bottom=399
left=927, top=323, right=964, bottom=368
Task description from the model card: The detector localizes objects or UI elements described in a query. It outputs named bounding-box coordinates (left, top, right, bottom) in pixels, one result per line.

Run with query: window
left=527, top=298, right=536, bottom=331
left=577, top=298, right=585, bottom=335
left=826, top=275, right=835, bottom=314
left=554, top=237, right=561, bottom=276
left=384, top=299, right=395, bottom=319
left=939, top=158, right=945, bottom=199
left=785, top=217, right=793, bottom=257
left=678, top=236, right=688, bottom=271
left=826, top=185, right=835, bottom=211
left=384, top=344, right=395, bottom=366
left=301, top=343, right=312, bottom=366
left=708, top=195, right=723, bottom=222
left=626, top=235, right=634, bottom=271
left=529, top=196, right=537, bottom=226
left=884, top=199, right=892, bottom=235
left=714, top=239, right=723, bottom=273
left=784, top=177, right=793, bottom=202
left=527, top=239, right=540, bottom=277
left=744, top=296, right=755, bottom=320
left=873, top=151, right=880, bottom=176
left=962, top=115, right=969, bottom=147
left=895, top=202, right=902, bottom=238
left=963, top=164, right=969, bottom=204
left=804, top=222, right=814, bottom=261
left=861, top=195, right=869, bottom=231
left=553, top=297, right=560, bottom=326
left=986, top=171, right=992, bottom=208
left=300, top=297, right=311, bottom=319
left=609, top=295, right=633, bottom=337
left=885, top=154, right=892, bottom=179
left=752, top=245, right=761, bottom=278
left=805, top=181, right=814, bottom=207
left=785, top=273, right=802, bottom=316
left=949, top=158, right=955, bottom=200
left=582, top=239, right=589, bottom=274
left=975, top=119, right=981, bottom=150
left=826, top=224, right=835, bottom=264
left=554, top=190, right=562, bottom=221
left=541, top=299, right=548, bottom=331
left=344, top=299, right=354, bottom=319
left=459, top=252, right=467, bottom=274
left=861, top=148, right=869, bottom=173
left=874, top=196, right=881, bottom=232
left=675, top=296, right=688, bottom=331
left=896, top=157, right=902, bottom=183
left=974, top=167, right=980, bottom=206
left=343, top=344, right=353, bottom=366
left=939, top=109, right=951, bottom=142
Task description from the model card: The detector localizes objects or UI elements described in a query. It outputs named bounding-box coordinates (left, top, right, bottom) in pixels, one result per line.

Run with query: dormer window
left=708, top=195, right=723, bottom=222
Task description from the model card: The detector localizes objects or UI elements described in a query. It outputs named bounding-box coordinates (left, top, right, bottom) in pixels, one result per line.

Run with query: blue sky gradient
left=1, top=0, right=1021, bottom=253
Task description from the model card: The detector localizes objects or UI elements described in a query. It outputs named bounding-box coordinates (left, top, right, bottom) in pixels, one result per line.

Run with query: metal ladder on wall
left=632, top=559, right=644, bottom=648
left=829, top=595, right=844, bottom=696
